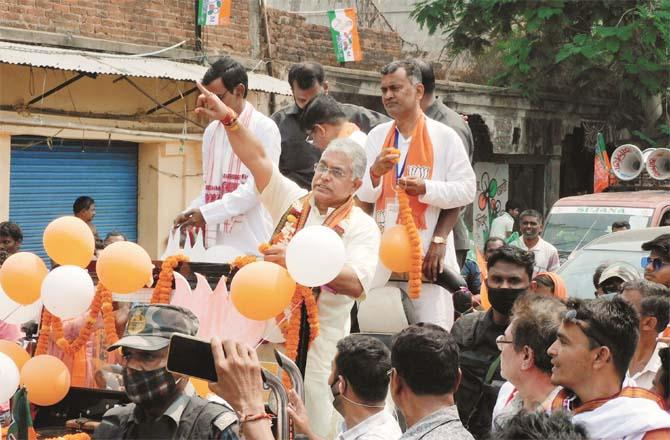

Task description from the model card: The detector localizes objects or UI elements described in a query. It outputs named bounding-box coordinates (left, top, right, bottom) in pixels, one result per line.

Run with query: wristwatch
left=431, top=236, right=447, bottom=245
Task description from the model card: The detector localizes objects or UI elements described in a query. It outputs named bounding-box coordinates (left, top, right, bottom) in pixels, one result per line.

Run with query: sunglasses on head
left=641, top=256, right=670, bottom=271
left=563, top=308, right=610, bottom=349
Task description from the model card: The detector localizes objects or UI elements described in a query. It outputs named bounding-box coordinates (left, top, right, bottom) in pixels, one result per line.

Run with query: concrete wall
left=137, top=141, right=201, bottom=259
left=0, top=133, right=9, bottom=220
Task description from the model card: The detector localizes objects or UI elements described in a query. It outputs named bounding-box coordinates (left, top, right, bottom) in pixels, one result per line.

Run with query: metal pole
left=195, top=0, right=203, bottom=53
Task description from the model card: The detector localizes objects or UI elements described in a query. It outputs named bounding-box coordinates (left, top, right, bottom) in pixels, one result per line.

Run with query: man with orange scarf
left=357, top=60, right=476, bottom=330
left=193, top=81, right=380, bottom=438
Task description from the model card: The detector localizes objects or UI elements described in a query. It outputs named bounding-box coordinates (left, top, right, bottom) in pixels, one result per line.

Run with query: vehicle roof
left=581, top=226, right=670, bottom=252
left=553, top=190, right=670, bottom=208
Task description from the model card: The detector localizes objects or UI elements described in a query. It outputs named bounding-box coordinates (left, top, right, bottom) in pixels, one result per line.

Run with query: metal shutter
left=9, top=137, right=138, bottom=261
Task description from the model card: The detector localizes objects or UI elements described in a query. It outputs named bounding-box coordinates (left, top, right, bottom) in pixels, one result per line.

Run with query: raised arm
left=194, top=81, right=273, bottom=192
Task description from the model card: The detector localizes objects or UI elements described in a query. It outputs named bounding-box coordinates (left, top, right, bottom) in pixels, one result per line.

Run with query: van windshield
left=543, top=206, right=653, bottom=257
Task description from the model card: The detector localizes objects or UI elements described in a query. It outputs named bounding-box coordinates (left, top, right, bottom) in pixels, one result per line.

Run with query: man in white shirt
left=192, top=82, right=380, bottom=438
left=357, top=60, right=476, bottom=330
left=489, top=200, right=521, bottom=239
left=620, top=279, right=670, bottom=390
left=174, top=57, right=280, bottom=256
left=547, top=297, right=670, bottom=439
left=510, top=210, right=559, bottom=276
left=287, top=334, right=401, bottom=440
left=492, top=294, right=565, bottom=431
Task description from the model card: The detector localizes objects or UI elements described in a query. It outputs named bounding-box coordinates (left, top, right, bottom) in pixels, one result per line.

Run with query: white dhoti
left=257, top=165, right=381, bottom=439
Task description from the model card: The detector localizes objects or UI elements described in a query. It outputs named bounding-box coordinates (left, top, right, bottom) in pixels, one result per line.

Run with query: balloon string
left=253, top=301, right=302, bottom=351
left=1, top=304, right=21, bottom=322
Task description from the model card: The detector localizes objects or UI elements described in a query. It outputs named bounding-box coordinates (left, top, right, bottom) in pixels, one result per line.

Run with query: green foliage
left=411, top=0, right=670, bottom=136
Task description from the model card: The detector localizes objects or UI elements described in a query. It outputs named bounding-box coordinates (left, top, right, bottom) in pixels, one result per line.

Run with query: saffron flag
left=594, top=132, right=611, bottom=193
left=197, top=0, right=232, bottom=26
left=327, top=8, right=362, bottom=63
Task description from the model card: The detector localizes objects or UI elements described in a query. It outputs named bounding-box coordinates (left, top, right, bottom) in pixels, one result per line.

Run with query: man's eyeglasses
left=641, top=256, right=670, bottom=272
left=305, top=125, right=322, bottom=143
left=214, top=90, right=229, bottom=101
left=496, top=335, right=513, bottom=351
left=313, top=163, right=347, bottom=179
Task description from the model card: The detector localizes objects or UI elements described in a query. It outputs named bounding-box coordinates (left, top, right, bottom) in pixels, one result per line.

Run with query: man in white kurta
left=174, top=58, right=280, bottom=257
left=191, top=79, right=380, bottom=438
left=357, top=60, right=475, bottom=330
left=259, top=162, right=379, bottom=437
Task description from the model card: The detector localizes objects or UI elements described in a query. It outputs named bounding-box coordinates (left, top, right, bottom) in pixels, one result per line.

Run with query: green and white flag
left=327, top=8, right=362, bottom=63
left=197, top=0, right=231, bottom=26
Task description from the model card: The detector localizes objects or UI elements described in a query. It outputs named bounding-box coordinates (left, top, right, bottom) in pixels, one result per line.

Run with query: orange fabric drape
left=535, top=271, right=568, bottom=300
left=375, top=114, right=434, bottom=230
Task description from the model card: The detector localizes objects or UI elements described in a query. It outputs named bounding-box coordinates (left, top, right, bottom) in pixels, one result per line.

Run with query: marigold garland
left=35, top=283, right=119, bottom=356
left=230, top=208, right=321, bottom=390
left=232, top=255, right=258, bottom=268
left=150, top=254, right=190, bottom=304
left=397, top=189, right=423, bottom=299
left=45, top=433, right=91, bottom=440
left=257, top=211, right=321, bottom=352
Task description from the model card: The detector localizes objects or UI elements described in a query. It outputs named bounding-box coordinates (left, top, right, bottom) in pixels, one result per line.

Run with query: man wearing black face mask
left=94, top=304, right=240, bottom=439
left=451, top=246, right=534, bottom=439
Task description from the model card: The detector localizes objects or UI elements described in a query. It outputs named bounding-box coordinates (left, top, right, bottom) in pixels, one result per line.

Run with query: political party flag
left=327, top=8, right=362, bottom=63
left=594, top=132, right=611, bottom=193
left=6, top=387, right=37, bottom=440
left=197, top=0, right=232, bottom=26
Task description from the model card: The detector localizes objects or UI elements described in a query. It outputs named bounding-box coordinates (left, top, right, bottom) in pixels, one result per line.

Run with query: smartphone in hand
left=167, top=333, right=218, bottom=382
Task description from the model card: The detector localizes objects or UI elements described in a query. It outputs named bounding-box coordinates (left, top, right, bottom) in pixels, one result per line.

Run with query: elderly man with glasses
left=642, top=234, right=670, bottom=287
left=547, top=297, right=670, bottom=439
left=193, top=81, right=380, bottom=438
left=491, top=294, right=566, bottom=431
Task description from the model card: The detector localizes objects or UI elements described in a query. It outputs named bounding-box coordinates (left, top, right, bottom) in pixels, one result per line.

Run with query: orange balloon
left=96, top=242, right=153, bottom=294
left=20, top=355, right=71, bottom=406
left=0, top=252, right=48, bottom=305
left=231, top=261, right=296, bottom=321
left=43, top=216, right=95, bottom=268
left=0, top=340, right=30, bottom=370
left=379, top=225, right=413, bottom=273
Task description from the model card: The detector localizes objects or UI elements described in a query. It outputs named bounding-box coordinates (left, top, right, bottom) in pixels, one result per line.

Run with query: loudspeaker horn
left=611, top=144, right=644, bottom=181
left=645, top=147, right=670, bottom=180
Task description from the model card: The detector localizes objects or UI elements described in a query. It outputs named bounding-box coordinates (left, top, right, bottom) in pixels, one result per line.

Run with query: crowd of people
left=2, top=55, right=670, bottom=440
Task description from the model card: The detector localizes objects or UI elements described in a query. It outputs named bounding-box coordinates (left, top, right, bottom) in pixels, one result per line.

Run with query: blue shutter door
left=9, top=137, right=138, bottom=261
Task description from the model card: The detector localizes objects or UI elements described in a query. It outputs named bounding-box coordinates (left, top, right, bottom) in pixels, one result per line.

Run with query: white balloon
left=202, top=245, right=243, bottom=264
left=41, top=265, right=94, bottom=320
left=286, top=226, right=346, bottom=287
left=0, top=352, right=20, bottom=403
left=0, top=285, right=41, bottom=325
